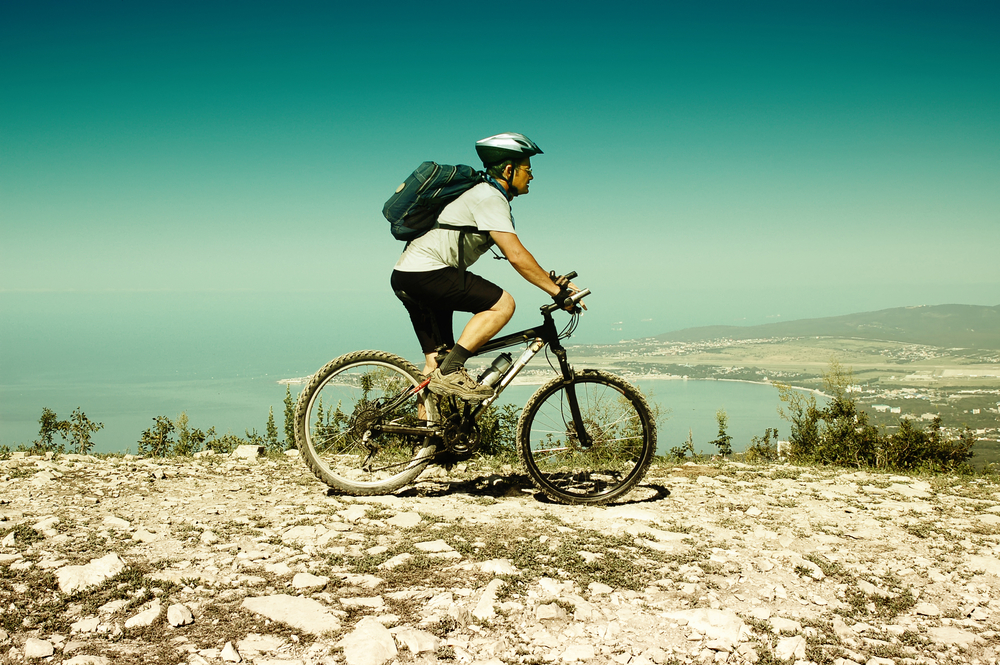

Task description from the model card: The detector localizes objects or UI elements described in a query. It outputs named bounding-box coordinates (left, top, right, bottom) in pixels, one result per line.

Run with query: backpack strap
left=436, top=224, right=491, bottom=273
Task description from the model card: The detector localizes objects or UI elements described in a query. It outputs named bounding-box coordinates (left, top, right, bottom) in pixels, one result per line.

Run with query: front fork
left=551, top=346, right=593, bottom=448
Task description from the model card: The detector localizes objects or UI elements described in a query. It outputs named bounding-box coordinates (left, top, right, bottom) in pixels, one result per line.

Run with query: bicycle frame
left=378, top=290, right=592, bottom=449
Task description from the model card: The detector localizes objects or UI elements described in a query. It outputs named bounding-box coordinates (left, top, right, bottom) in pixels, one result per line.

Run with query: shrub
left=775, top=360, right=974, bottom=472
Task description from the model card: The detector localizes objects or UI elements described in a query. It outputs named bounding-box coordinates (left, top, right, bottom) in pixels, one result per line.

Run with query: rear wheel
left=294, top=350, right=438, bottom=495
left=517, top=370, right=656, bottom=505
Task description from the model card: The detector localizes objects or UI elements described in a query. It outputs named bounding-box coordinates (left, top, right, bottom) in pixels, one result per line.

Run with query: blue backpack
left=382, top=162, right=485, bottom=242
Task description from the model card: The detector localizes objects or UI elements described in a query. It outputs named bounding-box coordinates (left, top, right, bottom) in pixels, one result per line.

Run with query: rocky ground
left=4, top=450, right=1000, bottom=665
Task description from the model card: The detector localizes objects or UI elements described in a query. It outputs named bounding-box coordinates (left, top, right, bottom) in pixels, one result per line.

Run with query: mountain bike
left=293, top=273, right=657, bottom=505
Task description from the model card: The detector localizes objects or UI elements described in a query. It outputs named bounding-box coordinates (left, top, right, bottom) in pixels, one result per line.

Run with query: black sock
left=439, top=344, right=473, bottom=375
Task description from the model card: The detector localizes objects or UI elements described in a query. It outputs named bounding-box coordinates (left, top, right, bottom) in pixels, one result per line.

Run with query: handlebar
left=540, top=271, right=589, bottom=314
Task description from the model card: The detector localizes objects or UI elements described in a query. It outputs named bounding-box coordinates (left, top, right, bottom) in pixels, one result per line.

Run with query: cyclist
left=390, top=132, right=582, bottom=402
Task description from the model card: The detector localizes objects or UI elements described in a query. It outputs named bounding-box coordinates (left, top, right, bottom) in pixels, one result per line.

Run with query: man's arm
left=490, top=231, right=562, bottom=296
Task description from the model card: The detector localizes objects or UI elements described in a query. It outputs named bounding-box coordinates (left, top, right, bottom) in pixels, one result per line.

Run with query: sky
left=2, top=0, right=999, bottom=341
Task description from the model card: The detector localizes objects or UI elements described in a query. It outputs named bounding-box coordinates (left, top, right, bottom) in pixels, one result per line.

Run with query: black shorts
left=390, top=268, right=504, bottom=354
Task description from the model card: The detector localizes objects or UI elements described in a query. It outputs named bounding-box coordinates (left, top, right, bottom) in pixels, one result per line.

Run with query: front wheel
left=517, top=370, right=656, bottom=505
left=294, top=350, right=438, bottom=495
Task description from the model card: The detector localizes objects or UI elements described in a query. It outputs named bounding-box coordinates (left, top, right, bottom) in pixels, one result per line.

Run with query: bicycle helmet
left=475, top=132, right=543, bottom=167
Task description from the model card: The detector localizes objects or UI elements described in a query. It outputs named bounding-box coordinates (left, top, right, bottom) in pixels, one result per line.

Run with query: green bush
left=776, top=360, right=974, bottom=472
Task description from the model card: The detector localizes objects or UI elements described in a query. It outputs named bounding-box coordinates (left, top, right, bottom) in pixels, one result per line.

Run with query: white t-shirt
left=393, top=182, right=516, bottom=272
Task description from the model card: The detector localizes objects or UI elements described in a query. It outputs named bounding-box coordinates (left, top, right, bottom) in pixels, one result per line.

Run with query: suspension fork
left=551, top=345, right=593, bottom=448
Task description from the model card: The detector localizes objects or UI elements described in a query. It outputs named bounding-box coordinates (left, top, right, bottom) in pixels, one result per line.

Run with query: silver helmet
left=475, top=132, right=543, bottom=167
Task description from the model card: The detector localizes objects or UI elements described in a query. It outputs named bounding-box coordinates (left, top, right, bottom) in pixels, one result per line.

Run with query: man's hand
left=549, top=271, right=587, bottom=311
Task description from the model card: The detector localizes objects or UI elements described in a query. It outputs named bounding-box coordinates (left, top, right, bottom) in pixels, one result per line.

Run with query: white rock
left=967, top=555, right=1000, bottom=576
left=167, top=603, right=194, bottom=627
left=926, top=625, right=980, bottom=647
left=771, top=617, right=802, bottom=634
left=70, top=617, right=101, bottom=633
left=478, top=559, right=518, bottom=576
left=414, top=539, right=453, bottom=553
left=124, top=599, right=161, bottom=629
left=377, top=553, right=412, bottom=570
left=56, top=553, right=127, bottom=594
left=200, top=530, right=219, bottom=545
left=390, top=626, right=440, bottom=653
left=588, top=582, right=613, bottom=596
left=340, top=616, right=397, bottom=665
left=237, top=634, right=285, bottom=653
left=665, top=609, right=746, bottom=648
left=242, top=595, right=341, bottom=635
left=774, top=635, right=806, bottom=661
left=914, top=602, right=941, bottom=616
left=385, top=512, right=421, bottom=528
left=132, top=528, right=160, bottom=543
left=560, top=644, right=596, bottom=662
left=221, top=641, right=242, bottom=662
left=292, top=573, right=329, bottom=591
left=23, top=638, right=55, bottom=659
left=102, top=516, right=130, bottom=529
left=233, top=444, right=264, bottom=458
left=472, top=579, right=504, bottom=621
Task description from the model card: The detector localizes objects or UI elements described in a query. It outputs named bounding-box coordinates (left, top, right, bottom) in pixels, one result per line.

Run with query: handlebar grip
left=563, top=271, right=577, bottom=281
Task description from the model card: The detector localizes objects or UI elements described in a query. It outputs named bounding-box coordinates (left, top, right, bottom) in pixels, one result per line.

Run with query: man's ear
left=502, top=163, right=514, bottom=179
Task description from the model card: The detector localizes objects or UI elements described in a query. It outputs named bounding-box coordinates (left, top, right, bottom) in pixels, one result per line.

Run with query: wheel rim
left=303, top=360, right=435, bottom=487
left=523, top=377, right=650, bottom=501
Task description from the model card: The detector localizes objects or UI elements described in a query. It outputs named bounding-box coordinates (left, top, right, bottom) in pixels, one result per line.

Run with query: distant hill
left=656, top=304, right=1000, bottom=350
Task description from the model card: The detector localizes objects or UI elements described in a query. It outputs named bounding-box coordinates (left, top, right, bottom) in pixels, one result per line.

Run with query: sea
left=1, top=292, right=817, bottom=455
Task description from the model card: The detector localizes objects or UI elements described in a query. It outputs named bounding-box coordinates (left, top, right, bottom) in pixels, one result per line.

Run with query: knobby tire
left=293, top=350, right=437, bottom=495
left=517, top=370, right=656, bottom=505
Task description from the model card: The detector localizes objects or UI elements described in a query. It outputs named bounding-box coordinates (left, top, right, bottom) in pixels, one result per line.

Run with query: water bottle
left=478, top=352, right=513, bottom=387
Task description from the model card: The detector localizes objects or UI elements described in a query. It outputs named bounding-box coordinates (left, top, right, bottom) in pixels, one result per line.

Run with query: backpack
left=382, top=161, right=485, bottom=242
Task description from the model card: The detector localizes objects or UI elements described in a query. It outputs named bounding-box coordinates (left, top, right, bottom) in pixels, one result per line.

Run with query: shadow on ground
left=327, top=471, right=670, bottom=506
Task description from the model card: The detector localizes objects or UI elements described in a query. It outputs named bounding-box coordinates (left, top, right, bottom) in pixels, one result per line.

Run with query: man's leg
left=439, top=291, right=515, bottom=375
left=455, top=291, right=515, bottom=354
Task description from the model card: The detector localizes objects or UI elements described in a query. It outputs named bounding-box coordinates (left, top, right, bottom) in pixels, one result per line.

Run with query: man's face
left=509, top=159, right=533, bottom=196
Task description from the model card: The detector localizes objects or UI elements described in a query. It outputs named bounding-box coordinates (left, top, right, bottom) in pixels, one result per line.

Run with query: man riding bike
left=390, top=132, right=582, bottom=402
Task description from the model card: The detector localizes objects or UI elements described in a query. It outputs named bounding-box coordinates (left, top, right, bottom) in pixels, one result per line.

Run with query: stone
left=102, top=516, right=130, bottom=529
left=23, top=638, right=55, bottom=659
left=478, top=559, right=518, bottom=576
left=233, top=445, right=264, bottom=458
left=914, top=602, right=941, bottom=616
left=242, top=595, right=341, bottom=635
left=771, top=617, right=801, bottom=634
left=167, top=603, right=194, bottom=627
left=70, top=617, right=101, bottom=633
left=378, top=553, right=412, bottom=570
left=665, top=609, right=746, bottom=648
left=340, top=617, right=397, bottom=665
left=560, top=644, right=596, bottom=662
left=385, top=512, right=421, bottom=528
left=472, top=579, right=504, bottom=621
left=56, top=553, right=127, bottom=594
left=967, top=555, right=1000, bottom=576
left=588, top=582, right=613, bottom=595
left=414, top=539, right=453, bottom=553
left=537, top=603, right=567, bottom=622
left=237, top=634, right=285, bottom=653
left=292, top=572, right=329, bottom=591
left=124, top=599, right=161, bottom=629
left=390, top=626, right=440, bottom=654
left=221, top=641, right=242, bottom=662
left=926, top=625, right=980, bottom=648
left=64, top=657, right=112, bottom=665
left=774, top=635, right=807, bottom=661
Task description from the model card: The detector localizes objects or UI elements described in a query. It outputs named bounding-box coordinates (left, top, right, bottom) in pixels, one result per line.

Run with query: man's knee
left=496, top=291, right=515, bottom=320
